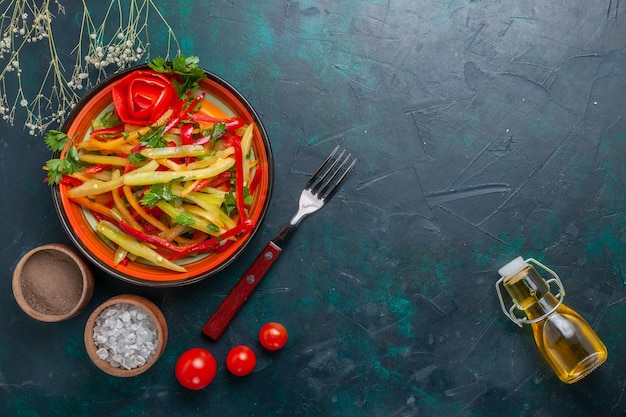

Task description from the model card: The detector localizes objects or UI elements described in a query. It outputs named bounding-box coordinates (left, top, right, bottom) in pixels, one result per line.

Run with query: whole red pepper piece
left=112, top=70, right=179, bottom=126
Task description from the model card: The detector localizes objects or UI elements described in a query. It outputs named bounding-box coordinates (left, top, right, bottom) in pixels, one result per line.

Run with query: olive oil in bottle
left=496, top=257, right=607, bottom=384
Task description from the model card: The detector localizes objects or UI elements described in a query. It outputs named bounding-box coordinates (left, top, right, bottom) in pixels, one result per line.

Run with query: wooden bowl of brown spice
left=12, top=243, right=94, bottom=322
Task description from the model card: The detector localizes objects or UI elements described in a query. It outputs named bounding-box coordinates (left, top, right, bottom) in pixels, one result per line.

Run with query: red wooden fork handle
left=202, top=241, right=283, bottom=340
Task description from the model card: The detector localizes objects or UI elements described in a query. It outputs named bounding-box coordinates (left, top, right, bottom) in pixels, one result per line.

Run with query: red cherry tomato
left=259, top=322, right=288, bottom=351
left=175, top=348, right=217, bottom=390
left=226, top=345, right=256, bottom=376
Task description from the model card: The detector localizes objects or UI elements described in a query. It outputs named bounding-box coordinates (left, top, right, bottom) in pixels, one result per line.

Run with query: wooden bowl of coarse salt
left=84, top=294, right=168, bottom=377
left=12, top=244, right=94, bottom=322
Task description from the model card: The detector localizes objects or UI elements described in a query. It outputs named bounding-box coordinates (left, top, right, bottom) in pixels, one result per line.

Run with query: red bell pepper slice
left=248, top=166, right=262, bottom=197
left=118, top=221, right=185, bottom=253
left=163, top=97, right=185, bottom=133
left=90, top=125, right=124, bottom=139
left=192, top=115, right=244, bottom=131
left=163, top=92, right=206, bottom=133
left=130, top=144, right=145, bottom=154
left=59, top=176, right=84, bottom=187
left=168, top=219, right=255, bottom=260
left=120, top=218, right=255, bottom=260
left=183, top=92, right=205, bottom=117
left=91, top=210, right=107, bottom=224
left=179, top=123, right=196, bottom=165
left=191, top=178, right=212, bottom=193
left=141, top=220, right=159, bottom=233
left=123, top=161, right=134, bottom=174
left=192, top=171, right=232, bottom=192
left=84, top=164, right=111, bottom=175
left=180, top=123, right=194, bottom=145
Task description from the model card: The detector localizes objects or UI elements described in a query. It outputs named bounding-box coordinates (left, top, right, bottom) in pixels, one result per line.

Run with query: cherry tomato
left=258, top=322, right=288, bottom=351
left=226, top=345, right=256, bottom=376
left=175, top=348, right=217, bottom=390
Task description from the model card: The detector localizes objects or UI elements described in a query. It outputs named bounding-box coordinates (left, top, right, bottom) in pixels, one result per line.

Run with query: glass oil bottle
left=496, top=257, right=607, bottom=384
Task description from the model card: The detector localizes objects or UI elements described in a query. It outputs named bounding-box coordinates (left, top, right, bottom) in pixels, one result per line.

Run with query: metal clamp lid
left=495, top=258, right=565, bottom=327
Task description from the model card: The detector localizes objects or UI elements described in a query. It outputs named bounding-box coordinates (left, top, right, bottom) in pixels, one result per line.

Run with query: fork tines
left=306, top=145, right=357, bottom=201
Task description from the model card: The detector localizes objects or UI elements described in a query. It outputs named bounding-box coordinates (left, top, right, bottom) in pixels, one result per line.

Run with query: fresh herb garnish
left=175, top=211, right=195, bottom=227
left=149, top=55, right=207, bottom=98
left=222, top=184, right=252, bottom=216
left=44, top=130, right=80, bottom=185
left=128, top=153, right=147, bottom=166
left=45, top=129, right=70, bottom=152
left=244, top=186, right=254, bottom=206
left=138, top=124, right=167, bottom=148
left=223, top=191, right=236, bottom=216
left=140, top=183, right=176, bottom=208
left=98, top=111, right=122, bottom=129
left=205, top=122, right=227, bottom=143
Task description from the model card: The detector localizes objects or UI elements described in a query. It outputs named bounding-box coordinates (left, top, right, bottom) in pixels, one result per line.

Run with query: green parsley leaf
left=200, top=122, right=227, bottom=145
left=98, top=111, right=122, bottom=129
left=222, top=191, right=236, bottom=216
left=65, top=146, right=80, bottom=171
left=211, top=122, right=226, bottom=141
left=140, top=183, right=176, bottom=208
left=148, top=54, right=207, bottom=98
left=128, top=153, right=147, bottom=166
left=45, top=144, right=80, bottom=185
left=244, top=186, right=254, bottom=206
left=45, top=159, right=66, bottom=185
left=138, top=124, right=167, bottom=148
left=148, top=56, right=168, bottom=73
left=172, top=55, right=199, bottom=73
left=44, top=130, right=70, bottom=152
left=175, top=211, right=195, bottom=227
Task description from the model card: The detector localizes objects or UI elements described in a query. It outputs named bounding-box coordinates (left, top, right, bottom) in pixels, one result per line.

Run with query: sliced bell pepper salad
left=44, top=55, right=262, bottom=274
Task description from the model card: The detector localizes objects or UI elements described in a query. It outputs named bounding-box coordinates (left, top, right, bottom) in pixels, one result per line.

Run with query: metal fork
left=202, top=146, right=356, bottom=340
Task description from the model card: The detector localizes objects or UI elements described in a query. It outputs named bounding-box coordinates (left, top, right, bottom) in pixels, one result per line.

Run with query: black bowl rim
left=51, top=64, right=274, bottom=287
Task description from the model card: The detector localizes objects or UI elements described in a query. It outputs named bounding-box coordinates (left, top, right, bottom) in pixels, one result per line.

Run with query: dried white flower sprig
left=0, top=0, right=180, bottom=135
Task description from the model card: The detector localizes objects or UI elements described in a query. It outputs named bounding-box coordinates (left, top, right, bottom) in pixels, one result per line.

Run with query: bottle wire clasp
left=495, top=258, right=566, bottom=327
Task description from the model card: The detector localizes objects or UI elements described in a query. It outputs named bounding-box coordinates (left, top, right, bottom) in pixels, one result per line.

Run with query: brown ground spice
left=19, top=250, right=83, bottom=316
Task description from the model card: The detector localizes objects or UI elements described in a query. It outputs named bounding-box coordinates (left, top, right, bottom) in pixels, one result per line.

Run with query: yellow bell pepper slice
left=96, top=220, right=186, bottom=272
left=67, top=160, right=159, bottom=198
left=123, top=157, right=234, bottom=186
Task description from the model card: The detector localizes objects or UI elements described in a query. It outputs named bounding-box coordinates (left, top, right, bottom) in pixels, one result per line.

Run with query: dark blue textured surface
left=1, top=1, right=625, bottom=416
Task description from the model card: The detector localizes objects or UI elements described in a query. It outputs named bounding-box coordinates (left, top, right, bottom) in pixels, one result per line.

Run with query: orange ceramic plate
left=52, top=65, right=273, bottom=287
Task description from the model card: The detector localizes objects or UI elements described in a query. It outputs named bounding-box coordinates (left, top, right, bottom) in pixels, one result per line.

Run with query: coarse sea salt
left=92, top=303, right=158, bottom=370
